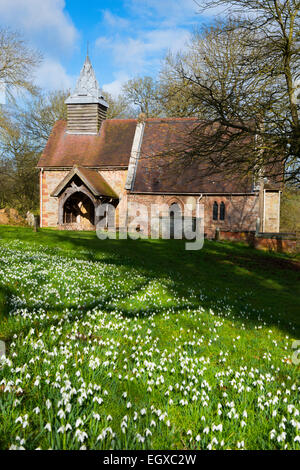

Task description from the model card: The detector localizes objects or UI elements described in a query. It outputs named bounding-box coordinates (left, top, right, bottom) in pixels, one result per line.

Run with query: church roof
left=38, top=119, right=137, bottom=168
left=132, top=119, right=254, bottom=194
left=65, top=55, right=108, bottom=107
left=39, top=117, right=274, bottom=194
left=51, top=166, right=118, bottom=198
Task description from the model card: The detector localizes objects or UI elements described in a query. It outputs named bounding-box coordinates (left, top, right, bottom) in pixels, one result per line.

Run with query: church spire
left=66, top=54, right=108, bottom=105
left=65, top=54, right=109, bottom=135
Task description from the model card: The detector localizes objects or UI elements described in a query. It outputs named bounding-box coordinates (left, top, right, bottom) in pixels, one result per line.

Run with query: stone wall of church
left=40, top=169, right=128, bottom=229
left=126, top=193, right=260, bottom=238
left=98, top=170, right=128, bottom=228
left=41, top=170, right=68, bottom=228
left=263, top=191, right=281, bottom=232
left=41, top=170, right=280, bottom=238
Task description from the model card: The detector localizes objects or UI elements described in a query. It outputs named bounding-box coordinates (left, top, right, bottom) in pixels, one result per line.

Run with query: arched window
left=213, top=202, right=218, bottom=221
left=169, top=203, right=181, bottom=218
left=220, top=202, right=226, bottom=221
left=169, top=203, right=182, bottom=239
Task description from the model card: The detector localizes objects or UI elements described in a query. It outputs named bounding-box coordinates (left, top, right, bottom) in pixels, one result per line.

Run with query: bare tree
left=0, top=124, right=39, bottom=213
left=0, top=27, right=41, bottom=142
left=122, top=76, right=161, bottom=117
left=159, top=57, right=202, bottom=117
left=16, top=90, right=69, bottom=151
left=280, top=188, right=300, bottom=231
left=0, top=28, right=41, bottom=101
left=102, top=91, right=136, bottom=119
left=162, top=1, right=299, bottom=185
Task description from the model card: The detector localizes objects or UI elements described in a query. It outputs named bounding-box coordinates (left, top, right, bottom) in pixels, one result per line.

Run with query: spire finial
left=65, top=50, right=109, bottom=110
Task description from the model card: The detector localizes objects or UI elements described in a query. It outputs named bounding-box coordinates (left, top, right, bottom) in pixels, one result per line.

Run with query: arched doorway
left=63, top=192, right=95, bottom=228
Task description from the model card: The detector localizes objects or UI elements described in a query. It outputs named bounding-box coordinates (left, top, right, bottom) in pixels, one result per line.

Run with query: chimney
left=65, top=55, right=109, bottom=135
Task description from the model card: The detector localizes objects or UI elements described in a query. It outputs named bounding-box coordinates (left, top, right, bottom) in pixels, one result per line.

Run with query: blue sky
left=0, top=0, right=220, bottom=96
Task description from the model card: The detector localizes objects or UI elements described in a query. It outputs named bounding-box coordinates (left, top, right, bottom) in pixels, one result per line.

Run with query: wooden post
left=33, top=215, right=39, bottom=232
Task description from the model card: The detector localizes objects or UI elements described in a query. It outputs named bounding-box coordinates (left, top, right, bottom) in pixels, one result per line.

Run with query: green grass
left=0, top=226, right=299, bottom=450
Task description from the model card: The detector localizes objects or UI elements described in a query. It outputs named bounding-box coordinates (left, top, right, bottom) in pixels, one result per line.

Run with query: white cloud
left=127, top=0, right=225, bottom=26
left=144, top=29, right=191, bottom=54
left=126, top=0, right=199, bottom=26
left=0, top=0, right=77, bottom=50
left=96, top=28, right=191, bottom=73
left=128, top=0, right=196, bottom=16
left=102, top=10, right=130, bottom=29
left=103, top=73, right=130, bottom=97
left=34, top=59, right=74, bottom=91
left=95, top=36, right=111, bottom=50
left=94, top=2, right=226, bottom=94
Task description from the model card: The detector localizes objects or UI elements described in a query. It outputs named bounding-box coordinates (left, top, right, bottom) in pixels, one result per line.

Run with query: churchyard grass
left=0, top=226, right=299, bottom=450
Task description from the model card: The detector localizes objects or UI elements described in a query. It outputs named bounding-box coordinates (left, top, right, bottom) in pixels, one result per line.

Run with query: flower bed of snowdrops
left=0, top=239, right=299, bottom=450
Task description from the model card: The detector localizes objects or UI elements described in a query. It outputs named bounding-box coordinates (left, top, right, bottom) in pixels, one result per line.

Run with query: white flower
left=277, top=432, right=286, bottom=443
left=75, top=430, right=88, bottom=443
left=66, top=404, right=72, bottom=413
left=212, top=424, right=223, bottom=432
left=76, top=418, right=83, bottom=428
left=57, top=409, right=65, bottom=419
left=136, top=434, right=145, bottom=443
left=46, top=400, right=52, bottom=410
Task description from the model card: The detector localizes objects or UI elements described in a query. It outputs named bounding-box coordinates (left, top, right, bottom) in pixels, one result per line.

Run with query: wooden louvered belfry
left=65, top=54, right=109, bottom=135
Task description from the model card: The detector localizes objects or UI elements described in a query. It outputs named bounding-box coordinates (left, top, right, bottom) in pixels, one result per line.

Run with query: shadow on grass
left=0, top=285, right=11, bottom=318
left=0, top=226, right=299, bottom=338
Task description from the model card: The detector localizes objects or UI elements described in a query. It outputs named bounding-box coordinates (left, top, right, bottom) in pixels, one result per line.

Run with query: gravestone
left=0, top=340, right=5, bottom=358
left=26, top=211, right=35, bottom=226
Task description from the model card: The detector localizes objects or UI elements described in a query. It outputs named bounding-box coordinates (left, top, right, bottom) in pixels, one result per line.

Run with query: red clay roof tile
left=133, top=120, right=254, bottom=194
left=38, top=119, right=137, bottom=168
left=51, top=167, right=118, bottom=198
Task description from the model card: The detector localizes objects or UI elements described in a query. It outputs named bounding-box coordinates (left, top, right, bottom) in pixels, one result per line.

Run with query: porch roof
left=51, top=166, right=118, bottom=198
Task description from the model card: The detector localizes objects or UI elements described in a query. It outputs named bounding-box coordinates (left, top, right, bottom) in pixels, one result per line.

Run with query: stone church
left=38, top=55, right=281, bottom=238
